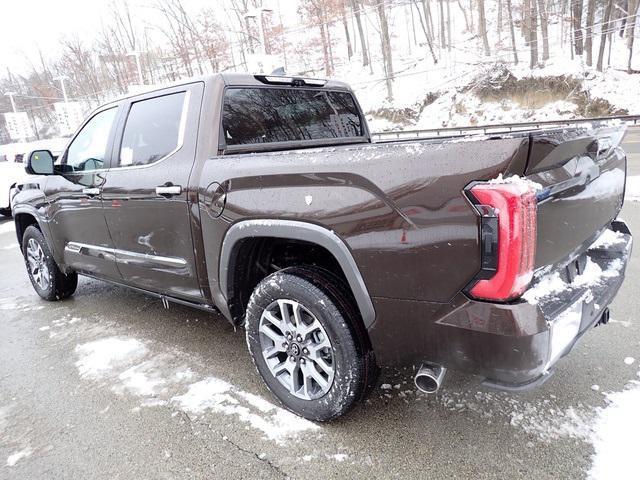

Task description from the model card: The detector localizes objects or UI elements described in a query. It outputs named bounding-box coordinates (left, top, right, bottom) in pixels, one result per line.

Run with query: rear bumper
left=368, top=220, right=632, bottom=388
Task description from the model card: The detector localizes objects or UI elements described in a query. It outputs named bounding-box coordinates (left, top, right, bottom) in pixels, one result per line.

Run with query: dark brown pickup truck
left=12, top=73, right=632, bottom=421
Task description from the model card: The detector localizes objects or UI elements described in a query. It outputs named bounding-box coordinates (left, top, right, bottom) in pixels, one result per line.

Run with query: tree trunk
left=506, top=0, right=519, bottom=64
left=342, top=4, right=353, bottom=60
left=530, top=0, right=539, bottom=68
left=350, top=0, right=369, bottom=66
left=376, top=3, right=394, bottom=101
left=478, top=0, right=491, bottom=56
left=446, top=0, right=451, bottom=51
left=414, top=1, right=439, bottom=63
left=523, top=0, right=531, bottom=45
left=497, top=0, right=503, bottom=40
left=572, top=0, right=584, bottom=55
left=597, top=0, right=614, bottom=71
left=585, top=0, right=596, bottom=66
left=538, top=0, right=549, bottom=61
left=439, top=0, right=446, bottom=48
left=456, top=0, right=471, bottom=32
left=626, top=0, right=640, bottom=72
left=319, top=21, right=332, bottom=76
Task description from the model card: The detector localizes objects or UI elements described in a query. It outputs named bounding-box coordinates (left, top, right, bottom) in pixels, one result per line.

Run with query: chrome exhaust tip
left=414, top=363, right=447, bottom=394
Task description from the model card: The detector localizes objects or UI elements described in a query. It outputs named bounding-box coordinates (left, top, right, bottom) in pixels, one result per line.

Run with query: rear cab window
left=222, top=87, right=366, bottom=152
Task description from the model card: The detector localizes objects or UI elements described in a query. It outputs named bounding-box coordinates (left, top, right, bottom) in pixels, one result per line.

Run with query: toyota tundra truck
left=11, top=73, right=632, bottom=421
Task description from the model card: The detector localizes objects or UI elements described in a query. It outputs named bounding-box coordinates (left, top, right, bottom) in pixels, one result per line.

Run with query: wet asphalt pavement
left=1, top=127, right=639, bottom=479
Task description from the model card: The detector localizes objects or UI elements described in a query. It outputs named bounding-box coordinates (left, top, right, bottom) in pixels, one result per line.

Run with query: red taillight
left=468, top=182, right=538, bottom=301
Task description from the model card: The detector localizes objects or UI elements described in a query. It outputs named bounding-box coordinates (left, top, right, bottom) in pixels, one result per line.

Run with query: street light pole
left=4, top=92, right=17, bottom=113
left=54, top=76, right=68, bottom=102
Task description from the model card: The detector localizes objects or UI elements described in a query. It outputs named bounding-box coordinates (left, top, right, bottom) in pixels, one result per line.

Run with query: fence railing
left=371, top=115, right=640, bottom=142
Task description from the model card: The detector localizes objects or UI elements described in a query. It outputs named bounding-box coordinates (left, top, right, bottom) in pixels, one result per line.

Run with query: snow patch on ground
left=172, top=377, right=319, bottom=444
left=75, top=337, right=148, bottom=379
left=625, top=176, right=640, bottom=202
left=588, top=375, right=640, bottom=480
left=73, top=335, right=320, bottom=445
left=6, top=446, right=32, bottom=467
left=0, top=222, right=15, bottom=235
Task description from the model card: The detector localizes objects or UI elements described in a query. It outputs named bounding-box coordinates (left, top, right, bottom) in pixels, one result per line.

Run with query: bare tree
left=478, top=0, right=491, bottom=56
left=585, top=0, right=596, bottom=66
left=350, top=0, right=369, bottom=66
left=506, top=0, right=519, bottom=64
left=538, top=0, right=549, bottom=61
left=597, top=0, right=615, bottom=71
left=530, top=0, right=539, bottom=67
left=572, top=0, right=584, bottom=55
left=375, top=2, right=394, bottom=100
left=626, top=0, right=640, bottom=72
left=340, top=0, right=354, bottom=59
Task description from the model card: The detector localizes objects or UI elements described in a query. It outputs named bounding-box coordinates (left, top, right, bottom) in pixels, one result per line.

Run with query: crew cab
left=12, top=74, right=632, bottom=421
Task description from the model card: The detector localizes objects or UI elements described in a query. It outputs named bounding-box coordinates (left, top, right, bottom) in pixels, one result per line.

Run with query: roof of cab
left=99, top=72, right=352, bottom=111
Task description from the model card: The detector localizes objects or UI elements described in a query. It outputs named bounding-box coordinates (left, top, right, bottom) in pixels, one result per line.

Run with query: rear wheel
left=22, top=226, right=77, bottom=301
left=245, top=266, right=378, bottom=421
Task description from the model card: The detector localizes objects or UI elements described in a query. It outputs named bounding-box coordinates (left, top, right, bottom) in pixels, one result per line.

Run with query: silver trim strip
left=65, top=242, right=188, bottom=268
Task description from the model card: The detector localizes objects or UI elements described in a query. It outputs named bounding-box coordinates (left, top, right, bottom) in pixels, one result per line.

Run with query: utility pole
left=54, top=76, right=69, bottom=102
left=3, top=92, right=17, bottom=112
left=245, top=7, right=273, bottom=56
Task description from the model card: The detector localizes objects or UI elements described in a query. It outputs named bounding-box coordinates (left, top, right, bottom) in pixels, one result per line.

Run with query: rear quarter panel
left=198, top=136, right=529, bottom=303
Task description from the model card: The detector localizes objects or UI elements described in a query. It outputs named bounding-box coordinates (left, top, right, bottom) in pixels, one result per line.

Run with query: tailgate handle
left=82, top=187, right=100, bottom=197
left=156, top=184, right=182, bottom=197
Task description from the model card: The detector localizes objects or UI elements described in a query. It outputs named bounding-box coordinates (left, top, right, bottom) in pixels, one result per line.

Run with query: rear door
left=45, top=105, right=121, bottom=278
left=100, top=83, right=204, bottom=300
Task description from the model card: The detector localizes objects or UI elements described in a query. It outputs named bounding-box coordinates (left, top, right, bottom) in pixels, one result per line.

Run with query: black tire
left=22, top=225, right=78, bottom=301
left=245, top=266, right=378, bottom=422
left=0, top=208, right=11, bottom=217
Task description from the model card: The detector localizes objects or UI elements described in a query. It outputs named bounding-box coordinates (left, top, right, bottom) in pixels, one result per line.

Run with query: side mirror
left=26, top=150, right=55, bottom=175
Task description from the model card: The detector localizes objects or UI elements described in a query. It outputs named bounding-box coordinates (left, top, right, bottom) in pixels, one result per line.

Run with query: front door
left=101, top=83, right=204, bottom=300
left=45, top=105, right=121, bottom=279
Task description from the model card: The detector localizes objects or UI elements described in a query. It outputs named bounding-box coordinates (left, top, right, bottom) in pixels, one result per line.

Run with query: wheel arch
left=13, top=209, right=41, bottom=248
left=219, top=219, right=376, bottom=329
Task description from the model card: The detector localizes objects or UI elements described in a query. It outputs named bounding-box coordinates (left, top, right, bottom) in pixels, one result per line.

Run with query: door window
left=118, top=92, right=187, bottom=167
left=65, top=107, right=118, bottom=172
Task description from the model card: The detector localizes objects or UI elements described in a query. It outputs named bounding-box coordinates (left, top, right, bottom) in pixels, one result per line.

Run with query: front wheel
left=245, top=266, right=378, bottom=421
left=22, top=226, right=78, bottom=301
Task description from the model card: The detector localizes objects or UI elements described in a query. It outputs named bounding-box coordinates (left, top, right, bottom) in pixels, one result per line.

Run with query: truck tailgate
left=525, top=125, right=627, bottom=271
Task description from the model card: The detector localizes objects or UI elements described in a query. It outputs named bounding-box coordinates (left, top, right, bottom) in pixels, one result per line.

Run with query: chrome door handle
left=82, top=187, right=100, bottom=196
left=155, top=185, right=182, bottom=196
